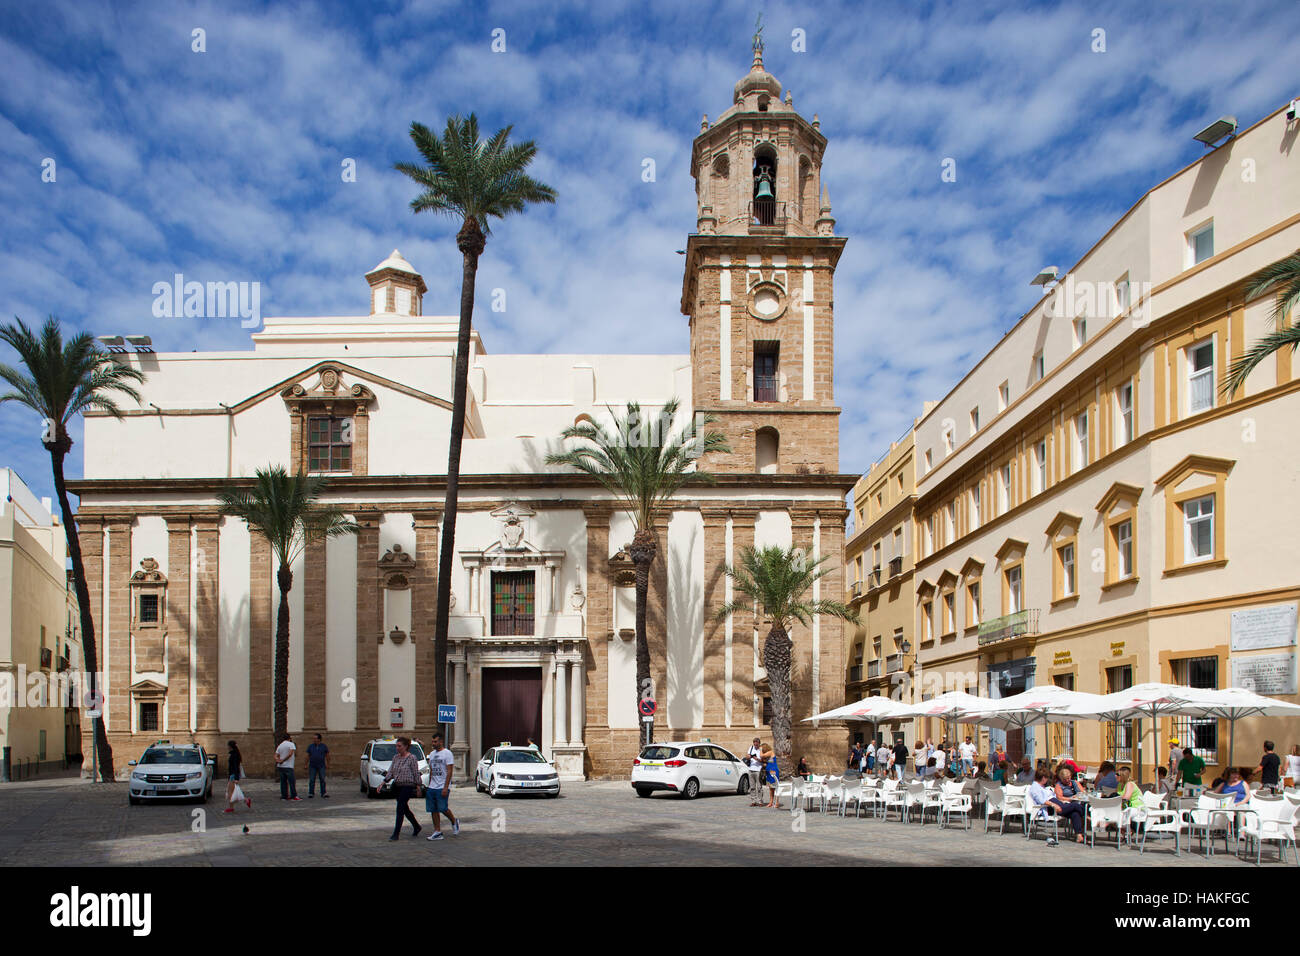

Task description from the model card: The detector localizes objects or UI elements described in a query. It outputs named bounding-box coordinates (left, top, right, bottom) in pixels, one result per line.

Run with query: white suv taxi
left=127, top=741, right=214, bottom=804
left=360, top=737, right=430, bottom=797
left=631, top=741, right=752, bottom=799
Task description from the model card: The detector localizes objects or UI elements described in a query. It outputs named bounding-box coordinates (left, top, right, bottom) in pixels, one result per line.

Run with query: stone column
left=730, top=510, right=758, bottom=728
left=582, top=506, right=611, bottom=772
left=106, top=517, right=133, bottom=738
left=354, top=513, right=382, bottom=732
left=701, top=508, right=730, bottom=728
left=555, top=654, right=569, bottom=745
left=569, top=657, right=585, bottom=747
left=248, top=534, right=273, bottom=734
left=302, top=538, right=327, bottom=732
left=77, top=517, right=104, bottom=758
left=451, top=656, right=468, bottom=769
left=165, top=520, right=192, bottom=734
left=412, top=511, right=440, bottom=735
left=192, top=518, right=220, bottom=734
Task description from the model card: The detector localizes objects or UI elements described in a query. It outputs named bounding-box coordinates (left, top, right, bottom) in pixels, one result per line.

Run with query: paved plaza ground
left=1, top=774, right=1287, bottom=868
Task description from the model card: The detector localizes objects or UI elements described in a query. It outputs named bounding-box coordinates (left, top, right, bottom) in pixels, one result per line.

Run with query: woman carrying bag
left=225, top=741, right=252, bottom=813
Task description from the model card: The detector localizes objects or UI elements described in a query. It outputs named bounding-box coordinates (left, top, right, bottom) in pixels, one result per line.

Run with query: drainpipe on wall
left=218, top=403, right=233, bottom=478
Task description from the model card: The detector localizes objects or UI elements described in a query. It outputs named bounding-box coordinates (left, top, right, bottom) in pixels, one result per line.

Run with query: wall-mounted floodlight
left=1031, top=267, right=1059, bottom=287
left=1287, top=99, right=1298, bottom=122
left=1193, top=116, right=1237, bottom=147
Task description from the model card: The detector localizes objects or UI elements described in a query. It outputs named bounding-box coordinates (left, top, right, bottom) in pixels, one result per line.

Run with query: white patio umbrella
left=1168, top=686, right=1300, bottom=766
left=961, top=685, right=1110, bottom=770
left=1058, top=682, right=1210, bottom=785
left=895, top=691, right=993, bottom=754
left=802, top=696, right=911, bottom=751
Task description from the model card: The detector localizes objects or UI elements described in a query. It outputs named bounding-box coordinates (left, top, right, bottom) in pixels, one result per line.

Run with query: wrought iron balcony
left=754, top=373, right=779, bottom=402
left=976, top=608, right=1040, bottom=646
left=748, top=199, right=800, bottom=230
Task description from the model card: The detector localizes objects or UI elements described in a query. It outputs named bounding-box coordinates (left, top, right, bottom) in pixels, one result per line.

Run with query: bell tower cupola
left=681, top=23, right=846, bottom=475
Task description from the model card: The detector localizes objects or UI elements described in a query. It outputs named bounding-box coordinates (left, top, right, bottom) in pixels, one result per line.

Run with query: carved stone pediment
left=490, top=502, right=536, bottom=551
left=130, top=558, right=167, bottom=585
left=281, top=365, right=376, bottom=408
left=609, top=549, right=636, bottom=587
left=378, top=543, right=416, bottom=588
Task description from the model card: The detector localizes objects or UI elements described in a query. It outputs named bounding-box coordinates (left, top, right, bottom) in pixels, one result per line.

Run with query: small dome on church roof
left=367, top=249, right=420, bottom=277
left=734, top=63, right=781, bottom=102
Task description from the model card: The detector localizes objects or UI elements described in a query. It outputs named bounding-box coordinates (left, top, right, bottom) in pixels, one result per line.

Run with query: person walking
left=912, top=740, right=928, bottom=780
left=892, top=739, right=908, bottom=781
left=306, top=733, right=330, bottom=798
left=761, top=743, right=780, bottom=808
left=379, top=736, right=423, bottom=841
left=223, top=740, right=251, bottom=813
left=959, top=736, right=977, bottom=777
left=746, top=737, right=764, bottom=806
left=1255, top=740, right=1281, bottom=793
left=848, top=741, right=863, bottom=772
left=1167, top=737, right=1182, bottom=778
left=424, top=732, right=459, bottom=841
left=274, top=733, right=300, bottom=801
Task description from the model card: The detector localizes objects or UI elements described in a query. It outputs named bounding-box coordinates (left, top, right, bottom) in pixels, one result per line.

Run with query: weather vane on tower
left=752, top=13, right=764, bottom=57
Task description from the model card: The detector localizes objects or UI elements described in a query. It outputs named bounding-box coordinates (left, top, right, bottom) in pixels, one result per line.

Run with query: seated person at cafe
left=794, top=756, right=812, bottom=780
left=991, top=760, right=1009, bottom=784
left=1211, top=767, right=1252, bottom=804
left=974, top=760, right=990, bottom=780
left=1053, top=766, right=1088, bottom=843
left=1093, top=761, right=1118, bottom=793
left=1014, top=758, right=1034, bottom=784
left=1157, top=765, right=1176, bottom=793
left=1116, top=766, right=1143, bottom=810
left=1028, top=769, right=1060, bottom=818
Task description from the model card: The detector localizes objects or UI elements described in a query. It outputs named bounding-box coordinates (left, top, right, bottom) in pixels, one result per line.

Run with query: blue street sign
left=438, top=703, right=457, bottom=723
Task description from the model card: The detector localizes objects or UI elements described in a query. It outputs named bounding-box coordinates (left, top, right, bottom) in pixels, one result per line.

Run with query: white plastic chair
left=839, top=778, right=866, bottom=818
left=1240, top=797, right=1299, bottom=865
left=880, top=778, right=906, bottom=822
left=939, top=780, right=972, bottom=830
left=820, top=775, right=843, bottom=814
left=860, top=779, right=885, bottom=819
left=787, top=776, right=806, bottom=812
left=1001, top=785, right=1030, bottom=835
left=804, top=775, right=828, bottom=813
left=903, top=781, right=928, bottom=824
left=1086, top=796, right=1125, bottom=849
left=1139, top=806, right=1188, bottom=856
left=1186, top=792, right=1234, bottom=857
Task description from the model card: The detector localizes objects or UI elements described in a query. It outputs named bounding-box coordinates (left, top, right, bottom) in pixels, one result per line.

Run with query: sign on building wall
left=1230, top=653, right=1298, bottom=696
left=1230, top=604, right=1298, bottom=652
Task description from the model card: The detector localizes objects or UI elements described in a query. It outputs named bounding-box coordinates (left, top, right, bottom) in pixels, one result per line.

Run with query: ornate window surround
left=282, top=365, right=376, bottom=475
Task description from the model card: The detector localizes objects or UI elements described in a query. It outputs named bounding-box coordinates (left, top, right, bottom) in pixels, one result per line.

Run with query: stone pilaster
left=302, top=539, right=327, bottom=731
left=192, top=519, right=220, bottom=733
left=248, top=534, right=273, bottom=733
left=582, top=506, right=611, bottom=775
left=355, top=513, right=382, bottom=732
left=730, top=510, right=758, bottom=728
left=790, top=509, right=818, bottom=724
left=648, top=524, right=669, bottom=732
left=165, top=521, right=191, bottom=733
left=76, top=517, right=104, bottom=748
left=701, top=508, right=730, bottom=726
left=106, top=518, right=133, bottom=734
left=412, top=511, right=440, bottom=735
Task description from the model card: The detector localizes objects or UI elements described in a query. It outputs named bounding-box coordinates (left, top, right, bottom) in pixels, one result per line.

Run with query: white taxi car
left=127, top=741, right=214, bottom=805
left=631, top=741, right=752, bottom=799
left=360, top=737, right=430, bottom=797
left=475, top=746, right=560, bottom=798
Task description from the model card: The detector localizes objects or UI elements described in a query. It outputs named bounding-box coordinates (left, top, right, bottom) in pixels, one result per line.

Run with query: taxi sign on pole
left=438, top=703, right=457, bottom=723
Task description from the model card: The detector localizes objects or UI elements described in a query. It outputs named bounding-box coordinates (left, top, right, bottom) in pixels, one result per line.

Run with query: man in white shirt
left=959, top=737, right=977, bottom=777
left=424, top=732, right=459, bottom=841
left=746, top=738, right=763, bottom=806
left=876, top=742, right=891, bottom=777
left=274, top=733, right=300, bottom=801
left=933, top=745, right=946, bottom=774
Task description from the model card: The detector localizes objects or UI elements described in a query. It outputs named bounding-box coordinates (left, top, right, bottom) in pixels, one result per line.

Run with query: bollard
left=1, top=746, right=9, bottom=782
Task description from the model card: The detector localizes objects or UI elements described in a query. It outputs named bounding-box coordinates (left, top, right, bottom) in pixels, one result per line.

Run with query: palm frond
left=218, top=466, right=358, bottom=568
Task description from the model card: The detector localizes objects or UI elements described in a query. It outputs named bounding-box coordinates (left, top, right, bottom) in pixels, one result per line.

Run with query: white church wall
left=607, top=509, right=639, bottom=729
left=217, top=517, right=251, bottom=732
left=666, top=509, right=704, bottom=729
left=325, top=525, right=357, bottom=731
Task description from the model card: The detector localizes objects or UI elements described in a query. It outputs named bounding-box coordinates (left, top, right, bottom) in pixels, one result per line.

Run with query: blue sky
left=2, top=0, right=1298, bottom=506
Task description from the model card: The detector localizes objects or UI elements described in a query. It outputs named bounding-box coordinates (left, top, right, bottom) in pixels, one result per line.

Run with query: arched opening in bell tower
left=752, top=144, right=778, bottom=226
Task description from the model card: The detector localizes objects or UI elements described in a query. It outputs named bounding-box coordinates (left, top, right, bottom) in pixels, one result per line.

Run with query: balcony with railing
left=976, top=608, right=1041, bottom=646
left=754, top=373, right=779, bottom=402
left=748, top=199, right=800, bottom=231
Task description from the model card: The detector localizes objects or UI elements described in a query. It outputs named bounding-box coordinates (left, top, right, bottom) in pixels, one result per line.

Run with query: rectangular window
left=1188, top=340, right=1214, bottom=414
left=1033, top=351, right=1045, bottom=382
left=942, top=592, right=955, bottom=634
left=967, top=581, right=981, bottom=627
left=1187, top=221, right=1214, bottom=267
left=1183, top=494, right=1215, bottom=562
left=1170, top=657, right=1219, bottom=760
left=1005, top=565, right=1023, bottom=613
left=998, top=381, right=1009, bottom=412
left=307, top=415, right=354, bottom=472
left=1052, top=673, right=1077, bottom=754
left=753, top=341, right=779, bottom=402
left=1116, top=381, right=1134, bottom=447
left=1074, top=412, right=1089, bottom=471
left=1106, top=664, right=1134, bottom=760
left=1059, top=543, right=1076, bottom=597
left=892, top=627, right=904, bottom=653
left=944, top=502, right=955, bottom=543
left=139, top=701, right=160, bottom=733
left=922, top=601, right=934, bottom=642
left=1034, top=440, right=1047, bottom=494
left=1072, top=317, right=1087, bottom=349
left=1115, top=519, right=1133, bottom=578
left=970, top=484, right=981, bottom=529
left=139, top=593, right=159, bottom=624
left=924, top=449, right=932, bottom=474
left=998, top=464, right=1011, bottom=514
left=491, top=570, right=536, bottom=636
left=969, top=407, right=980, bottom=435
left=1114, top=273, right=1130, bottom=316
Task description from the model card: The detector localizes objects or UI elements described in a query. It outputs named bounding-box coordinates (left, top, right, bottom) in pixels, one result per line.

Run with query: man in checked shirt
left=380, top=737, right=424, bottom=841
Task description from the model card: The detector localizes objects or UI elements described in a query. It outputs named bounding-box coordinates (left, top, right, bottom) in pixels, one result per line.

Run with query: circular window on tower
left=747, top=282, right=787, bottom=321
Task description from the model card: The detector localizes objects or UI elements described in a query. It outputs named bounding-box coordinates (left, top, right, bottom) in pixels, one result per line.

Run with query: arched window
left=756, top=427, right=779, bottom=474
left=798, top=155, right=814, bottom=220
left=753, top=145, right=778, bottom=225
left=711, top=153, right=729, bottom=180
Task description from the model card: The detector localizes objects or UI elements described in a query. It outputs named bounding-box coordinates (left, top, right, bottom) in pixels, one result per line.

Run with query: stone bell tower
left=681, top=28, right=845, bottom=475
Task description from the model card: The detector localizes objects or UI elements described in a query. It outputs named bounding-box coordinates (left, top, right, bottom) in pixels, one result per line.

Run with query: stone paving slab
left=0, top=778, right=1280, bottom=867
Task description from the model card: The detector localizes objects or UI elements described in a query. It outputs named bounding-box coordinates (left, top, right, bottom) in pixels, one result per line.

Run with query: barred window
left=1170, top=656, right=1218, bottom=761
left=307, top=416, right=353, bottom=472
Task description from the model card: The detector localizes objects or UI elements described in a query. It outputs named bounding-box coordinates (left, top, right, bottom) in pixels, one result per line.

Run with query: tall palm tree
left=715, top=545, right=857, bottom=771
left=217, top=466, right=358, bottom=742
left=395, top=114, right=555, bottom=721
left=1223, top=248, right=1300, bottom=397
left=547, top=400, right=729, bottom=744
left=0, top=316, right=145, bottom=782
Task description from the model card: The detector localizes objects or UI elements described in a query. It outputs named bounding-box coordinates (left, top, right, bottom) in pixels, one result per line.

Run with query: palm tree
left=0, top=316, right=145, bottom=781
left=217, top=466, right=358, bottom=742
left=395, top=114, right=555, bottom=720
left=715, top=545, right=858, bottom=771
left=547, top=400, right=729, bottom=744
left=1223, top=248, right=1300, bottom=397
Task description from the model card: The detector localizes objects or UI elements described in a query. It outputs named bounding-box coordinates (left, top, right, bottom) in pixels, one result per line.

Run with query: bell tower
left=682, top=28, right=845, bottom=475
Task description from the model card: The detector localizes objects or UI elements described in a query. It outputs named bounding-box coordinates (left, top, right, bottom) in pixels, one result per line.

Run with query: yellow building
left=906, top=102, right=1300, bottom=780
left=844, top=421, right=923, bottom=743
left=0, top=468, right=83, bottom=779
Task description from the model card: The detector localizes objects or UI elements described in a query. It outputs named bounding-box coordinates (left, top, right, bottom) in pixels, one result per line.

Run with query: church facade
left=70, top=50, right=855, bottom=779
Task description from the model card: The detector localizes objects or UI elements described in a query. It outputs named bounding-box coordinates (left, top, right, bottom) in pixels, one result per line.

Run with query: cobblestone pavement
left=0, top=776, right=1278, bottom=866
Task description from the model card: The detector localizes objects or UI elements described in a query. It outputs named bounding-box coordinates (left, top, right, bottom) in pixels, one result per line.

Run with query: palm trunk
left=629, top=527, right=657, bottom=745
left=49, top=442, right=114, bottom=781
left=764, top=622, right=794, bottom=775
left=273, top=564, right=292, bottom=743
left=433, top=217, right=484, bottom=733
